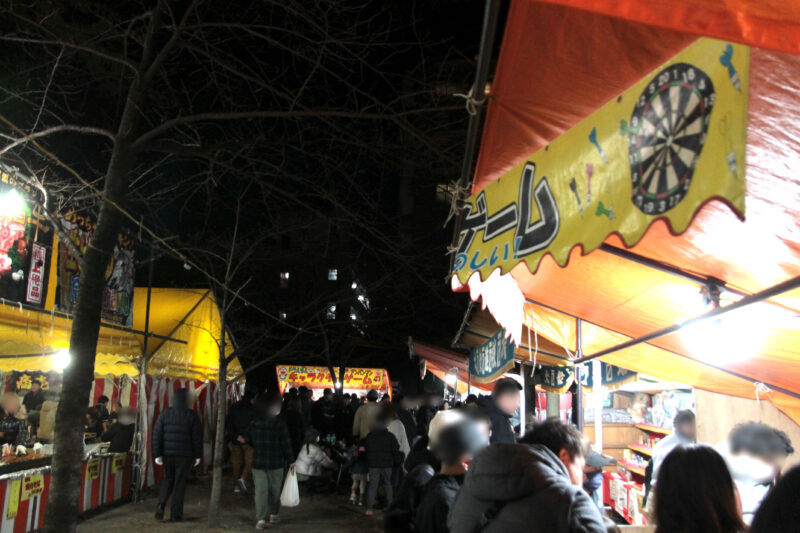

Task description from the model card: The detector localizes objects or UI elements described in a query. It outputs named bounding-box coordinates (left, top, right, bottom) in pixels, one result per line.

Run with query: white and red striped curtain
left=89, top=375, right=245, bottom=486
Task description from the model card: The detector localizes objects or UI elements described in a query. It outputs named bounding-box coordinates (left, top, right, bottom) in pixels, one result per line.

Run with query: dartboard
left=628, top=62, right=715, bottom=215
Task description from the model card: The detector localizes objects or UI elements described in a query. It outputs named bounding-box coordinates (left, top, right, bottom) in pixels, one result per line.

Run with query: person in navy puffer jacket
left=152, top=388, right=202, bottom=522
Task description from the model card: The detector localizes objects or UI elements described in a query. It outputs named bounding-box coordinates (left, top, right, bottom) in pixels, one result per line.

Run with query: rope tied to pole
left=453, top=85, right=488, bottom=116
left=754, top=382, right=771, bottom=403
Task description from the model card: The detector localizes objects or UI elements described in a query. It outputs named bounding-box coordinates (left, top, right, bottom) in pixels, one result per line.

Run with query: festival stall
left=0, top=166, right=244, bottom=530
left=275, top=365, right=391, bottom=399
left=449, top=1, right=800, bottom=525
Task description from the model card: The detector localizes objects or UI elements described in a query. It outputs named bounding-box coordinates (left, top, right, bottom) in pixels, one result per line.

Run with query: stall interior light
left=445, top=373, right=458, bottom=387
left=680, top=303, right=792, bottom=366
left=53, top=349, right=71, bottom=370
left=0, top=189, right=25, bottom=218
left=334, top=382, right=342, bottom=389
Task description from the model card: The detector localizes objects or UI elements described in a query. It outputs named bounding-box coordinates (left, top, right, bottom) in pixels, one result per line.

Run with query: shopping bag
left=280, top=466, right=300, bottom=507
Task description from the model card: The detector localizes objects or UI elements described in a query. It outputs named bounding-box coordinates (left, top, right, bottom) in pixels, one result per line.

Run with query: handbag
left=280, top=466, right=300, bottom=507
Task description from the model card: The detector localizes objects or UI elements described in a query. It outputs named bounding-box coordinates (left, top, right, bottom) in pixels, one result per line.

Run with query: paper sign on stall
left=6, top=479, right=20, bottom=518
left=86, top=458, right=101, bottom=480
left=21, top=475, right=43, bottom=500
left=112, top=454, right=126, bottom=473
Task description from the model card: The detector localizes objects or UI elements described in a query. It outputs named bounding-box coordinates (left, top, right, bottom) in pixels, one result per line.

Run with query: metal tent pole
left=447, top=0, right=503, bottom=273
left=133, top=245, right=154, bottom=501
left=575, top=318, right=584, bottom=431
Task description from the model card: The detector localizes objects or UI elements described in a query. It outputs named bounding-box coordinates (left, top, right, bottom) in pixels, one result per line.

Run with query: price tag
left=112, top=454, right=126, bottom=474
left=21, top=475, right=43, bottom=500
left=86, top=458, right=101, bottom=480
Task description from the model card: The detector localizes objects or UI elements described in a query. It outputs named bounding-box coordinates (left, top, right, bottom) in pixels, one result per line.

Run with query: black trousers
left=158, top=456, right=192, bottom=519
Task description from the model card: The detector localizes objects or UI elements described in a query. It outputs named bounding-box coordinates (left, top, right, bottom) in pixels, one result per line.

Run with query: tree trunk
left=208, top=310, right=227, bottom=527
left=43, top=143, right=133, bottom=533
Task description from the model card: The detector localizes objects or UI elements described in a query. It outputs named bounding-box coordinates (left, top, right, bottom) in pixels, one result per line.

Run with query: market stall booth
left=0, top=287, right=243, bottom=531
left=449, top=0, right=800, bottom=526
left=275, top=365, right=391, bottom=399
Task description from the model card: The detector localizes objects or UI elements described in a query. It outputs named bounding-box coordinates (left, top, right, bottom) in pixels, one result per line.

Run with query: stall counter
left=0, top=453, right=131, bottom=532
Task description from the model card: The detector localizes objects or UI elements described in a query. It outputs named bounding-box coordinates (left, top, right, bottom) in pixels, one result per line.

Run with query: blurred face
left=31, top=383, right=40, bottom=393
left=496, top=392, right=520, bottom=416
left=678, top=421, right=697, bottom=442
left=268, top=404, right=282, bottom=417
left=558, top=448, right=586, bottom=487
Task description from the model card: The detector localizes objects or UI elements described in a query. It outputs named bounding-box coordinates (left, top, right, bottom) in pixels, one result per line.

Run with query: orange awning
left=454, top=0, right=800, bottom=423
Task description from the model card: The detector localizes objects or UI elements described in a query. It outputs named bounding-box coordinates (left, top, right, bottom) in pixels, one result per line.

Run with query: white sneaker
left=349, top=494, right=357, bottom=504
left=237, top=478, right=248, bottom=493
left=269, top=514, right=281, bottom=524
left=256, top=520, right=268, bottom=530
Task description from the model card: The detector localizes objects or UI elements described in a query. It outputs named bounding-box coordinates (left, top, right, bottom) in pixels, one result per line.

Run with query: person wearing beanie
left=414, top=419, right=489, bottom=533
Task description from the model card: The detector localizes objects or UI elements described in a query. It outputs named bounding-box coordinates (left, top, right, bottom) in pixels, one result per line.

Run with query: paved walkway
left=77, top=476, right=383, bottom=532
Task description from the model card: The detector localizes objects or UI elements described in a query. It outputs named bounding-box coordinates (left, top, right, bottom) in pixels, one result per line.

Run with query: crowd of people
left=147, top=379, right=800, bottom=533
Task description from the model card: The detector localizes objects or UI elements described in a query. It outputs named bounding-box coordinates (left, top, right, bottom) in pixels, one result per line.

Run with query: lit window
left=326, top=304, right=336, bottom=320
left=328, top=269, right=338, bottom=281
left=279, top=312, right=287, bottom=320
left=350, top=306, right=358, bottom=321
left=351, top=281, right=358, bottom=290
left=280, top=272, right=290, bottom=288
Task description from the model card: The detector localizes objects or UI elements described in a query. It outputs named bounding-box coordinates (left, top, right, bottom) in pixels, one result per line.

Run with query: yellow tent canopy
left=0, top=288, right=241, bottom=382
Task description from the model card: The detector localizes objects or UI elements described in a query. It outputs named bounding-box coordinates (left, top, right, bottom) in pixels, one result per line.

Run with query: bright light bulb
left=351, top=282, right=357, bottom=290
left=357, top=295, right=365, bottom=302
left=334, top=382, right=342, bottom=389
left=53, top=349, right=71, bottom=370
left=681, top=307, right=768, bottom=366
left=0, top=189, right=25, bottom=218
left=445, top=373, right=457, bottom=386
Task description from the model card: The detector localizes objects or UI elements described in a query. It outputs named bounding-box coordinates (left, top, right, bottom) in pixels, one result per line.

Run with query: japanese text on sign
left=469, top=328, right=515, bottom=384
left=21, top=475, right=43, bottom=500
left=86, top=458, right=100, bottom=480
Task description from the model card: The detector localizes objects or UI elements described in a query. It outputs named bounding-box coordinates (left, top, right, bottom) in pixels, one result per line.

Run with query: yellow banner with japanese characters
left=452, top=38, right=747, bottom=283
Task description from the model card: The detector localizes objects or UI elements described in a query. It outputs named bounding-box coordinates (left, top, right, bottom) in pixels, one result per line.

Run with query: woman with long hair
left=653, top=444, right=746, bottom=533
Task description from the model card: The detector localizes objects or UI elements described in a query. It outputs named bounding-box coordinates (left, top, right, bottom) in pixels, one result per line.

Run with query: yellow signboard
left=6, top=479, right=20, bottom=519
left=453, top=38, right=748, bottom=284
left=112, top=453, right=126, bottom=474
left=86, top=458, right=101, bottom=480
left=21, top=475, right=44, bottom=500
left=275, top=365, right=388, bottom=392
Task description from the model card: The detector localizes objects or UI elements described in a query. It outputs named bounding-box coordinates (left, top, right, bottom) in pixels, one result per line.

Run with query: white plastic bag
left=280, top=466, right=300, bottom=507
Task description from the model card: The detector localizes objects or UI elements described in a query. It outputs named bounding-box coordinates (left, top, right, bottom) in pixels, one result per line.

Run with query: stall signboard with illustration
left=56, top=210, right=135, bottom=325
left=276, top=365, right=389, bottom=393
left=0, top=168, right=54, bottom=308
left=469, top=328, right=515, bottom=385
left=452, top=38, right=748, bottom=284
left=541, top=363, right=637, bottom=393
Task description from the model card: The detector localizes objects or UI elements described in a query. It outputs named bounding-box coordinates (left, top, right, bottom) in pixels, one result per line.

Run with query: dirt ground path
left=77, top=476, right=384, bottom=533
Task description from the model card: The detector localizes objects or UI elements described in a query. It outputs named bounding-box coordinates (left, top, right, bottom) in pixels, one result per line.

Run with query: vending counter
left=0, top=453, right=131, bottom=532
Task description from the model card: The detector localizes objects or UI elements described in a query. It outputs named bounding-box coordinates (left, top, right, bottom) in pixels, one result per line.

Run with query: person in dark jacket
left=479, top=378, right=522, bottom=444
left=227, top=390, right=256, bottom=493
left=152, top=388, right=202, bottom=522
left=248, top=393, right=294, bottom=530
left=395, top=395, right=417, bottom=447
left=449, top=419, right=605, bottom=533
left=310, top=388, right=337, bottom=440
left=415, top=394, right=440, bottom=438
left=415, top=418, right=489, bottom=533
left=101, top=408, right=135, bottom=453
left=362, top=416, right=400, bottom=516
left=22, top=380, right=45, bottom=413
left=282, top=396, right=306, bottom=459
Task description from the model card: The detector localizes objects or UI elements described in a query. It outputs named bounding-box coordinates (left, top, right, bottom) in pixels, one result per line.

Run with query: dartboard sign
left=628, top=62, right=715, bottom=215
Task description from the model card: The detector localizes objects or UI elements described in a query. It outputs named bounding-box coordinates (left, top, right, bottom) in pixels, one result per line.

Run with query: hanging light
left=0, top=189, right=25, bottom=218
left=53, top=349, right=71, bottom=370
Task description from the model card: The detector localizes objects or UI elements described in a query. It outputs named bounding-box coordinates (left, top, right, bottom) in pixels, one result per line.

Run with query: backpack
left=383, top=463, right=436, bottom=533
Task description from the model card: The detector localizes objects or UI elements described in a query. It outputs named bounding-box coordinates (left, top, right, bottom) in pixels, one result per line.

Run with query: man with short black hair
left=478, top=377, right=522, bottom=444
left=311, top=388, right=337, bottom=441
left=415, top=419, right=488, bottom=533
left=650, top=409, right=696, bottom=487
left=449, top=419, right=605, bottom=532
left=718, top=421, right=794, bottom=524
left=353, top=389, right=381, bottom=440
left=23, top=380, right=45, bottom=413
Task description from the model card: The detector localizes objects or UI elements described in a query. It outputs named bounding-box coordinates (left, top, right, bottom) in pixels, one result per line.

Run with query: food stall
left=275, top=365, right=391, bottom=399
left=0, top=287, right=244, bottom=531
left=448, top=0, right=800, bottom=526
